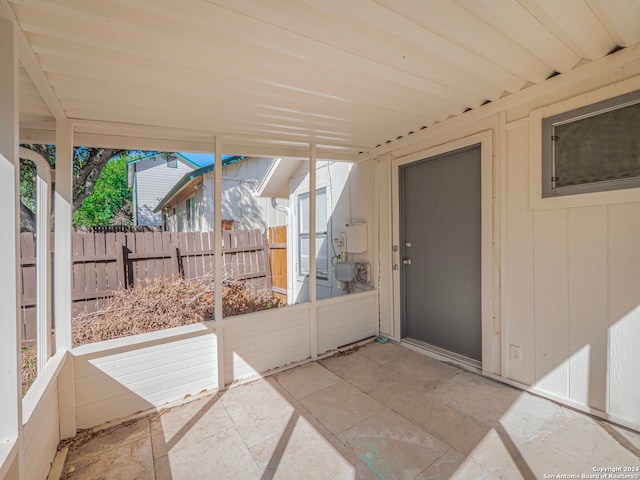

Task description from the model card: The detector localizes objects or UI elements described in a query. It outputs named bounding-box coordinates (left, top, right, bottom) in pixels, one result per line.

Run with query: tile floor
left=59, top=342, right=640, bottom=480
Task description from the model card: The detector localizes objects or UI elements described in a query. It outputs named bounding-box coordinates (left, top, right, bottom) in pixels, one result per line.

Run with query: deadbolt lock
left=403, top=258, right=412, bottom=265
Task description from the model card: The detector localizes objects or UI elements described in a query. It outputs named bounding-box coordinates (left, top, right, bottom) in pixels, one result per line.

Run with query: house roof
left=153, top=156, right=246, bottom=212
left=126, top=152, right=200, bottom=169
left=8, top=1, right=640, bottom=159
left=255, top=157, right=307, bottom=199
left=178, top=152, right=219, bottom=168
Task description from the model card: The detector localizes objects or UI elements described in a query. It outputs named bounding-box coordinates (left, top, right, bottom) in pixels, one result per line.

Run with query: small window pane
left=543, top=90, right=640, bottom=197
left=554, top=103, right=640, bottom=188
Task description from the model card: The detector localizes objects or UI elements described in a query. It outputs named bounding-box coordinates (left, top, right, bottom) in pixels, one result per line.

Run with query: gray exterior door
left=400, top=144, right=482, bottom=362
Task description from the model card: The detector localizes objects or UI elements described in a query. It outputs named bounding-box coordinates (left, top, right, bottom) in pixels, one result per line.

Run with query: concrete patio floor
left=58, top=342, right=640, bottom=480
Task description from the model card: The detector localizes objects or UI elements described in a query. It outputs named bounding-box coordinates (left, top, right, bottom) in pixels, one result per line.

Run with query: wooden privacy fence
left=268, top=226, right=287, bottom=303
left=20, top=228, right=287, bottom=346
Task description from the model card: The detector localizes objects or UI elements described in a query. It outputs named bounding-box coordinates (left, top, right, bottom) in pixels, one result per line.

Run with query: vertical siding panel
left=125, top=232, right=136, bottom=286
left=223, top=230, right=232, bottom=279
left=115, top=232, right=128, bottom=288
left=567, top=206, right=608, bottom=411
left=504, top=123, right=535, bottom=384
left=185, top=232, right=196, bottom=280
left=21, top=233, right=37, bottom=345
left=83, top=233, right=96, bottom=313
left=161, top=231, right=172, bottom=279
left=203, top=231, right=213, bottom=276
left=193, top=232, right=204, bottom=279
left=178, top=232, right=189, bottom=280
left=608, top=203, right=640, bottom=424
left=533, top=209, right=569, bottom=398
left=72, top=232, right=85, bottom=316
left=143, top=231, right=156, bottom=279
left=94, top=232, right=108, bottom=310
left=153, top=232, right=164, bottom=278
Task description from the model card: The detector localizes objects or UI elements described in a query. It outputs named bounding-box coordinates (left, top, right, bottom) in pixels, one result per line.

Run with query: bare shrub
left=72, top=275, right=281, bottom=347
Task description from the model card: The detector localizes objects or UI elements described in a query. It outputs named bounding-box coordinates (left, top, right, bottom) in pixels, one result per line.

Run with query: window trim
left=542, top=89, right=640, bottom=198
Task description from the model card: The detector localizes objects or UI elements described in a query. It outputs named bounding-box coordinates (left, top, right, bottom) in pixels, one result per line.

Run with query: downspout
left=271, top=197, right=289, bottom=215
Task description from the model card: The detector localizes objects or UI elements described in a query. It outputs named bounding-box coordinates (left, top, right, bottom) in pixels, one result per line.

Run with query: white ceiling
left=6, top=0, right=640, bottom=158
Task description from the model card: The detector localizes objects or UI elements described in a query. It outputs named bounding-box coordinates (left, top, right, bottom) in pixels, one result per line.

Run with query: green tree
left=19, top=145, right=127, bottom=231
left=73, top=156, right=133, bottom=226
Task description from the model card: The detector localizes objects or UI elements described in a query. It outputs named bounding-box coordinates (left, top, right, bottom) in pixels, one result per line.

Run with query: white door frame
left=391, top=130, right=498, bottom=375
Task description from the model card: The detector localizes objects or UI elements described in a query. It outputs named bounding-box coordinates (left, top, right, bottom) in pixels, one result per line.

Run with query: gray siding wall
left=134, top=156, right=195, bottom=226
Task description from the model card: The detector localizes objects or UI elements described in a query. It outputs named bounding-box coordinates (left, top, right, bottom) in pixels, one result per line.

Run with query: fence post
left=170, top=244, right=180, bottom=279
left=115, top=241, right=128, bottom=289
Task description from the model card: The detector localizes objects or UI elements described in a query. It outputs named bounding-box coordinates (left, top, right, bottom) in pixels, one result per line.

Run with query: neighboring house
left=257, top=158, right=373, bottom=304
left=128, top=152, right=199, bottom=227
left=154, top=156, right=287, bottom=232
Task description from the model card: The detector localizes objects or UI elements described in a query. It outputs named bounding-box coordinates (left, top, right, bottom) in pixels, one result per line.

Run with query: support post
left=214, top=136, right=225, bottom=390
left=0, top=17, right=22, bottom=448
left=309, top=143, right=318, bottom=359
left=34, top=153, right=52, bottom=373
left=54, top=121, right=74, bottom=352
left=54, top=120, right=76, bottom=438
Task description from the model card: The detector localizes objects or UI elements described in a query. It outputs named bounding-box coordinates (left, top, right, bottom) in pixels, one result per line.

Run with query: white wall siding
left=608, top=203, right=640, bottom=425
left=73, top=325, right=217, bottom=429
left=20, top=352, right=68, bottom=480
left=379, top=57, right=640, bottom=430
left=22, top=387, right=59, bottom=480
left=317, top=291, right=377, bottom=354
left=503, top=121, right=535, bottom=385
left=223, top=305, right=310, bottom=383
left=292, top=160, right=377, bottom=302
left=135, top=156, right=194, bottom=226
left=168, top=158, right=286, bottom=232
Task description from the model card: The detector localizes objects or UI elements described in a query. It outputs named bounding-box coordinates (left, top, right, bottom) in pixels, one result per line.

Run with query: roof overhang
left=256, top=157, right=307, bottom=199
left=4, top=0, right=640, bottom=157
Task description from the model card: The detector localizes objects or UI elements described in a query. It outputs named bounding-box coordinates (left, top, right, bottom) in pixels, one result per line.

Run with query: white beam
left=214, top=135, right=225, bottom=390
left=21, top=128, right=363, bottom=162
left=0, top=17, right=22, bottom=447
left=17, top=31, right=65, bottom=121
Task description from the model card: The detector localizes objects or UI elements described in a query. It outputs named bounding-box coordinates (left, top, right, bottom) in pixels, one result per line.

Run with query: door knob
left=403, top=258, right=412, bottom=265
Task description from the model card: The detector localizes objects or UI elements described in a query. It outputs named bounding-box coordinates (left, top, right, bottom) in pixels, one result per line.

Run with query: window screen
left=542, top=90, right=640, bottom=197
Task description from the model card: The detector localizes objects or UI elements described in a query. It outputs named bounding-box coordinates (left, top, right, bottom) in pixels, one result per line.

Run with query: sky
left=178, top=152, right=234, bottom=167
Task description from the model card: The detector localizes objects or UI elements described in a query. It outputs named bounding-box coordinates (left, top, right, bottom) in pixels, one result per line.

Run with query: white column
left=54, top=121, right=73, bottom=352
left=54, top=121, right=76, bottom=439
left=214, top=136, right=225, bottom=389
left=34, top=154, right=52, bottom=372
left=309, top=144, right=318, bottom=359
left=0, top=17, right=22, bottom=445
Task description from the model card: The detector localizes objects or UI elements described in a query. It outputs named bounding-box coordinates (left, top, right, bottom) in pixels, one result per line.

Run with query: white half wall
left=71, top=291, right=378, bottom=430
left=73, top=324, right=218, bottom=429
left=317, top=291, right=377, bottom=354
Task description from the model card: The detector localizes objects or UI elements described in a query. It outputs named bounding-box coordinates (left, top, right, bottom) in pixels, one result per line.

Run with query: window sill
left=532, top=186, right=640, bottom=210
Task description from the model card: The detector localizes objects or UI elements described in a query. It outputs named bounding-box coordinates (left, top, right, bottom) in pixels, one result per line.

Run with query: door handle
left=403, top=258, right=412, bottom=265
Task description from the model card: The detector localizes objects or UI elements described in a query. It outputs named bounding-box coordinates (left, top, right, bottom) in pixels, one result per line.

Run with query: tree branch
left=20, top=201, right=37, bottom=233
left=73, top=149, right=125, bottom=210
